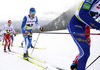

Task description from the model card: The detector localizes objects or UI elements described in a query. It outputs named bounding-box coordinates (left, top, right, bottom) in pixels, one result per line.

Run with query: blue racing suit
left=68, top=0, right=100, bottom=70
left=21, top=15, right=40, bottom=53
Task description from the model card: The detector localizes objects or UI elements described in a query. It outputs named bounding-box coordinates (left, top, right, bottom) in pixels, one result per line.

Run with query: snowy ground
left=0, top=29, right=100, bottom=70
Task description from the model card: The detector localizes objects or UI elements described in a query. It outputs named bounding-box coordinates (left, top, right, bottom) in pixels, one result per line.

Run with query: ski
left=18, top=56, right=47, bottom=69
left=50, top=65, right=66, bottom=70
left=17, top=53, right=46, bottom=64
left=17, top=46, right=46, bottom=50
left=34, top=47, right=46, bottom=50
left=56, top=67, right=65, bottom=70
left=28, top=56, right=46, bottom=63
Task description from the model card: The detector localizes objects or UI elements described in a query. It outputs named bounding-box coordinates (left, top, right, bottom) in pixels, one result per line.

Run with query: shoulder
left=34, top=16, right=38, bottom=20
left=23, top=16, right=27, bottom=21
left=10, top=24, right=14, bottom=27
left=4, top=24, right=7, bottom=27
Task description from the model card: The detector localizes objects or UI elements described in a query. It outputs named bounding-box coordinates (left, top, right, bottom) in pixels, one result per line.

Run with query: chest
left=4, top=26, right=13, bottom=31
left=90, top=1, right=100, bottom=13
left=26, top=16, right=36, bottom=26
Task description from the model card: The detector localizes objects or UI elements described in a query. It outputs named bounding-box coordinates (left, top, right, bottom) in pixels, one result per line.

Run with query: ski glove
left=14, top=34, right=16, bottom=36
left=5, top=30, right=10, bottom=34
left=40, top=27, right=43, bottom=31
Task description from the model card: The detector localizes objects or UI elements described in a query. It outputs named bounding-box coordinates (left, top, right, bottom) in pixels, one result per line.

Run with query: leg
left=8, top=35, right=11, bottom=51
left=4, top=36, right=7, bottom=52
left=10, top=35, right=14, bottom=46
left=23, top=35, right=29, bottom=59
left=23, top=35, right=28, bottom=53
left=27, top=36, right=32, bottom=49
left=2, top=38, right=4, bottom=45
left=68, top=16, right=90, bottom=70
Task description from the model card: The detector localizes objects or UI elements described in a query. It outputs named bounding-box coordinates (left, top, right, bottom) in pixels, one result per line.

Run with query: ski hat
left=29, top=7, right=36, bottom=14
left=8, top=20, right=11, bottom=23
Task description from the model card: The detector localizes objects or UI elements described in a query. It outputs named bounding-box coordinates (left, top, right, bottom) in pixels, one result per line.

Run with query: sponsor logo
left=83, top=3, right=91, bottom=10
left=27, top=21, right=35, bottom=23
left=75, top=25, right=83, bottom=28
left=97, top=4, right=100, bottom=9
left=90, top=23, right=97, bottom=28
left=86, top=0, right=93, bottom=4
left=76, top=38, right=87, bottom=42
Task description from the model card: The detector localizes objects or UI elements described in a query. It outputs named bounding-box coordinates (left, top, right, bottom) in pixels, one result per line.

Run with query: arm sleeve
left=21, top=16, right=27, bottom=32
left=3, top=25, right=6, bottom=30
left=35, top=16, right=40, bottom=30
left=12, top=25, right=16, bottom=34
left=79, top=0, right=100, bottom=30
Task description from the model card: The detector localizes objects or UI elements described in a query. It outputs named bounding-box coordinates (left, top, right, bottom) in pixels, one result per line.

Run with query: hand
left=5, top=30, right=10, bottom=33
left=25, top=31, right=31, bottom=36
left=14, top=34, right=16, bottom=36
left=39, top=27, right=43, bottom=32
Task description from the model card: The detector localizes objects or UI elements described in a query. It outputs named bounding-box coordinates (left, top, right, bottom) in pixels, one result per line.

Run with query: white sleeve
left=11, top=25, right=16, bottom=34
left=0, top=30, right=6, bottom=35
left=35, top=23, right=40, bottom=30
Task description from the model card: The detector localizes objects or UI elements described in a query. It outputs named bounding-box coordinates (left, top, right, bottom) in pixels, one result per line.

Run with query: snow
left=0, top=29, right=100, bottom=70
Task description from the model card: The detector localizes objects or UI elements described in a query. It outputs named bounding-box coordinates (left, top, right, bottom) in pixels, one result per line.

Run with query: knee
left=84, top=51, right=90, bottom=58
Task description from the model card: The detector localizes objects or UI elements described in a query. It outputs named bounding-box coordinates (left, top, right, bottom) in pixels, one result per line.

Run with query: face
left=8, top=23, right=11, bottom=26
left=30, top=12, right=35, bottom=18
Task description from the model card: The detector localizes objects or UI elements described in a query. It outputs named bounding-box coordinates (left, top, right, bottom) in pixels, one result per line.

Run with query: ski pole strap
left=41, top=32, right=100, bottom=35
left=85, top=55, right=100, bottom=70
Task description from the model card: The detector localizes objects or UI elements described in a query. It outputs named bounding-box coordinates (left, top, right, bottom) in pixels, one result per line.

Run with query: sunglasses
left=31, top=12, right=35, bottom=14
left=8, top=23, right=11, bottom=24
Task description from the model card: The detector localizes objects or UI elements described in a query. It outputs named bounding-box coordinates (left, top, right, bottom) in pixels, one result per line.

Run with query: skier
left=68, top=0, right=100, bottom=70
left=21, top=7, right=43, bottom=59
left=3, top=20, right=16, bottom=52
left=2, top=21, right=16, bottom=46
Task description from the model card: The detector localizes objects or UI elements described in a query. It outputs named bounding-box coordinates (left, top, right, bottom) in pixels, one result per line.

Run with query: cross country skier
left=3, top=20, right=16, bottom=52
left=2, top=20, right=16, bottom=46
left=70, top=12, right=100, bottom=70
left=68, top=0, right=100, bottom=70
left=21, top=7, right=43, bottom=59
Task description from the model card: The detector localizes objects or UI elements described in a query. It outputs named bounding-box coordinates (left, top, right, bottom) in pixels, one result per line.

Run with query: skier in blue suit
left=68, top=0, right=100, bottom=70
left=21, top=7, right=43, bottom=59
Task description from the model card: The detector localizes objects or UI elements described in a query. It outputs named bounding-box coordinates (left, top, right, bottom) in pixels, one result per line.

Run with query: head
left=29, top=7, right=36, bottom=18
left=8, top=20, right=11, bottom=26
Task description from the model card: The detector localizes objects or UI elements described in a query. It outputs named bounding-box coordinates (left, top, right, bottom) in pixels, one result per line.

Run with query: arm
left=35, top=16, right=40, bottom=30
left=78, top=0, right=100, bottom=30
left=21, top=16, right=27, bottom=33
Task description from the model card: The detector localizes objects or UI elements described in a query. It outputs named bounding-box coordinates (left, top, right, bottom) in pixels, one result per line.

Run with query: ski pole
left=85, top=55, right=100, bottom=70
left=41, top=32, right=100, bottom=35
left=31, top=33, right=40, bottom=55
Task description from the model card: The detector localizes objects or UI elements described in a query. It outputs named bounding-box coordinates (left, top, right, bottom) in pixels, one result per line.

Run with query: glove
left=5, top=30, right=10, bottom=34
left=25, top=31, right=32, bottom=36
left=39, top=27, right=43, bottom=31
left=14, top=34, right=16, bottom=36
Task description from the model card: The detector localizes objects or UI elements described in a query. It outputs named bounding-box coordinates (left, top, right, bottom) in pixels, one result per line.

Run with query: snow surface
left=0, top=29, right=100, bottom=70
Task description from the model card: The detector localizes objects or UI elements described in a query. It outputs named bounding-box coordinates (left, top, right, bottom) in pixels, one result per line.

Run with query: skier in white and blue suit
left=21, top=7, right=43, bottom=59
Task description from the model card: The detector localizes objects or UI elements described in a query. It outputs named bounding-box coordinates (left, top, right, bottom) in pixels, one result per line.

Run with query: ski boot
left=23, top=53, right=28, bottom=60
left=8, top=46, right=11, bottom=52
left=26, top=50, right=29, bottom=57
left=21, top=43, right=23, bottom=48
left=4, top=48, right=7, bottom=52
left=31, top=44, right=34, bottom=48
left=70, top=63, right=77, bottom=70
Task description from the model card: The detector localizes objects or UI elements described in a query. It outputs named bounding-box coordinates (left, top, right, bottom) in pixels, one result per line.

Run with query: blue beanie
left=30, top=7, right=36, bottom=12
